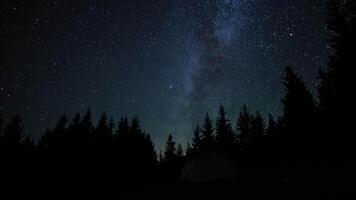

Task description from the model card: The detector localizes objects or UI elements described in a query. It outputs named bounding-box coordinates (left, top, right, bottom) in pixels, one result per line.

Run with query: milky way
left=0, top=0, right=328, bottom=148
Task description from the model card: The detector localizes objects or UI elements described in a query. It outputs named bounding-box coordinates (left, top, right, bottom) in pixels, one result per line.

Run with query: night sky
left=0, top=0, right=328, bottom=148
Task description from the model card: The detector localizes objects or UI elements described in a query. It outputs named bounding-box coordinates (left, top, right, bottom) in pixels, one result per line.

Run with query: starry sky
left=0, top=0, right=328, bottom=148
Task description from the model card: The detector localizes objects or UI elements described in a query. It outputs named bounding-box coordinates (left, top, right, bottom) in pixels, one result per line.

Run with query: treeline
left=0, top=0, right=355, bottom=192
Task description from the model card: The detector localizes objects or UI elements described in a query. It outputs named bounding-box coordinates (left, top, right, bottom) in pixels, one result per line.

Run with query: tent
left=179, top=152, right=239, bottom=183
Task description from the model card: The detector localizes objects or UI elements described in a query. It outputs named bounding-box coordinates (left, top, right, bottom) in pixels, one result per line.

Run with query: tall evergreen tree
left=319, top=0, right=355, bottom=113
left=251, top=111, right=265, bottom=138
left=163, top=134, right=177, bottom=162
left=185, top=142, right=194, bottom=157
left=95, top=113, right=112, bottom=146
left=2, top=115, right=25, bottom=147
left=67, top=113, right=81, bottom=136
left=130, top=117, right=142, bottom=136
left=39, top=114, right=68, bottom=152
left=200, top=113, right=215, bottom=151
left=79, top=109, right=94, bottom=136
left=282, top=66, right=316, bottom=132
left=77, top=109, right=95, bottom=151
left=281, top=66, right=316, bottom=162
left=115, top=117, right=129, bottom=138
left=216, top=105, right=234, bottom=153
left=177, top=144, right=184, bottom=158
left=1, top=115, right=31, bottom=155
left=108, top=117, right=115, bottom=135
left=143, top=134, right=157, bottom=164
left=192, top=125, right=201, bottom=153
left=236, top=105, right=252, bottom=149
left=249, top=111, right=266, bottom=154
left=318, top=0, right=356, bottom=161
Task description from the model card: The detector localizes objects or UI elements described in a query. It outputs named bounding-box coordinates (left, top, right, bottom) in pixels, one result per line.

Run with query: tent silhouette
left=180, top=152, right=239, bottom=183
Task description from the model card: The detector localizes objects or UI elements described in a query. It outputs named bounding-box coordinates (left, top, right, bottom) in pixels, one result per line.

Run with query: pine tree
left=163, top=134, right=177, bottom=162
left=282, top=66, right=316, bottom=132
left=192, top=125, right=201, bottom=153
left=282, top=66, right=316, bottom=161
left=95, top=113, right=112, bottom=145
left=249, top=111, right=266, bottom=154
left=116, top=117, right=129, bottom=137
left=236, top=105, right=252, bottom=149
left=108, top=117, right=115, bottom=134
left=185, top=142, right=194, bottom=157
left=130, top=117, right=141, bottom=134
left=113, top=117, right=130, bottom=157
left=79, top=109, right=94, bottom=135
left=142, top=133, right=157, bottom=166
left=67, top=113, right=80, bottom=135
left=78, top=109, right=95, bottom=150
left=2, top=115, right=25, bottom=146
left=216, top=105, right=234, bottom=153
left=251, top=111, right=265, bottom=138
left=39, top=114, right=68, bottom=152
left=318, top=0, right=356, bottom=113
left=317, top=0, right=356, bottom=161
left=177, top=144, right=184, bottom=158
left=95, top=113, right=113, bottom=154
left=1, top=115, right=30, bottom=154
left=201, top=113, right=215, bottom=151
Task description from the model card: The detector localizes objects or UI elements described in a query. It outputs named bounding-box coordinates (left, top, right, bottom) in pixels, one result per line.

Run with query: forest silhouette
left=0, top=0, right=355, bottom=198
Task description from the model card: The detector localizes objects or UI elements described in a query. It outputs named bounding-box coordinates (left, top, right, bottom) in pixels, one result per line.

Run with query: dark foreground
left=133, top=163, right=356, bottom=199
left=4, top=160, right=355, bottom=199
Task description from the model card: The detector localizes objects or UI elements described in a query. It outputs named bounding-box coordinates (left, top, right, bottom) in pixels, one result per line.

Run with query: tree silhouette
left=317, top=0, right=356, bottom=163
left=177, top=143, right=184, bottom=158
left=2, top=115, right=25, bottom=146
left=95, top=113, right=112, bottom=150
left=0, top=114, right=32, bottom=156
left=163, top=134, right=177, bottom=162
left=67, top=112, right=81, bottom=151
left=192, top=125, right=201, bottom=153
left=236, top=105, right=252, bottom=150
left=39, top=114, right=68, bottom=154
left=247, top=111, right=266, bottom=163
left=282, top=66, right=316, bottom=131
left=160, top=133, right=185, bottom=183
left=78, top=109, right=94, bottom=140
left=250, top=111, right=265, bottom=139
left=185, top=142, right=194, bottom=157
left=216, top=105, right=234, bottom=153
left=114, top=116, right=157, bottom=184
left=281, top=66, right=316, bottom=163
left=200, top=113, right=215, bottom=151
left=115, top=117, right=129, bottom=139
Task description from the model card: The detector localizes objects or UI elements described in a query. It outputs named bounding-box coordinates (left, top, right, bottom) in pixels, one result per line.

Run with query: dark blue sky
left=0, top=0, right=328, bottom=149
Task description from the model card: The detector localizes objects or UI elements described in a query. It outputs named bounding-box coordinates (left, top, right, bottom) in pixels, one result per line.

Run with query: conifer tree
left=236, top=105, right=252, bottom=149
left=192, top=125, right=201, bottom=153
left=163, top=134, right=177, bottom=162
left=200, top=113, right=215, bottom=151
left=216, top=105, right=234, bottom=153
